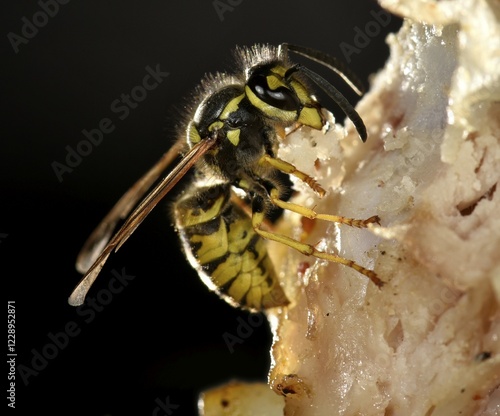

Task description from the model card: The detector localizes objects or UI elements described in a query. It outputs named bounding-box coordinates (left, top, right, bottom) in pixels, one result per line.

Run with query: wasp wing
left=76, top=139, right=185, bottom=274
left=69, top=136, right=217, bottom=306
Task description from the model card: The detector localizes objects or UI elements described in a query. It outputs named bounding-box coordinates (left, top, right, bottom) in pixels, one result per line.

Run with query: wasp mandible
left=68, top=43, right=383, bottom=311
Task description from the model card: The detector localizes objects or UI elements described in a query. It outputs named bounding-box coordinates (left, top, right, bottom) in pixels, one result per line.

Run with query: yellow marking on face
left=190, top=218, right=228, bottom=264
left=244, top=85, right=297, bottom=123
left=270, top=65, right=287, bottom=77
left=297, top=106, right=323, bottom=130
left=266, top=74, right=286, bottom=90
left=290, top=80, right=311, bottom=103
left=227, top=129, right=240, bottom=146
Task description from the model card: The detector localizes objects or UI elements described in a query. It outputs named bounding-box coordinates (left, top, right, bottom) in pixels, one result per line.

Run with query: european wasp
left=68, top=43, right=382, bottom=311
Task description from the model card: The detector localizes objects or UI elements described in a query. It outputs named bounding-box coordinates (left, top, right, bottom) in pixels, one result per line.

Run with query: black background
left=3, top=1, right=401, bottom=415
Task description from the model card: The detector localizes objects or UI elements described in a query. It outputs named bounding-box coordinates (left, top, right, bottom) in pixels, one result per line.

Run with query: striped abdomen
left=173, top=183, right=289, bottom=310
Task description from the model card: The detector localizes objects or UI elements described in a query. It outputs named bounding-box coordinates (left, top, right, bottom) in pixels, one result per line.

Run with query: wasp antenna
left=289, top=64, right=367, bottom=142
left=282, top=43, right=365, bottom=96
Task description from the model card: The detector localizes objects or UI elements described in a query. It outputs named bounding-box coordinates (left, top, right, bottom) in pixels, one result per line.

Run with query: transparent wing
left=76, top=139, right=185, bottom=274
left=69, top=136, right=218, bottom=306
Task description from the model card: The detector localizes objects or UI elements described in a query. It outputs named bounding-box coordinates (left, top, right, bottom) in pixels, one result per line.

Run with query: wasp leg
left=229, top=193, right=276, bottom=232
left=259, top=154, right=326, bottom=197
left=251, top=194, right=383, bottom=287
left=269, top=188, right=380, bottom=228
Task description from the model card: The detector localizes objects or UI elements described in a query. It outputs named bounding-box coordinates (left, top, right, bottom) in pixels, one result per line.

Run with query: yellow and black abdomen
left=173, top=183, right=289, bottom=310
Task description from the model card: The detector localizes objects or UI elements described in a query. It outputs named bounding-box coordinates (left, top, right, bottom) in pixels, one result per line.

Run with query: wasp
left=68, top=43, right=383, bottom=311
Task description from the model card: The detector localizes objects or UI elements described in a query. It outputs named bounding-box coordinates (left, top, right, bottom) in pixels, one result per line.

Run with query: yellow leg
left=269, top=188, right=380, bottom=228
left=251, top=204, right=383, bottom=288
left=259, top=154, right=326, bottom=197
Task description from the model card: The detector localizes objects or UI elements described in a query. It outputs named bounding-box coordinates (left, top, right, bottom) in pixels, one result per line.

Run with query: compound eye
left=247, top=73, right=300, bottom=112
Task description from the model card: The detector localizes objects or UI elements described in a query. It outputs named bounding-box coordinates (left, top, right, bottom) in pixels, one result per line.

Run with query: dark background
left=2, top=1, right=401, bottom=414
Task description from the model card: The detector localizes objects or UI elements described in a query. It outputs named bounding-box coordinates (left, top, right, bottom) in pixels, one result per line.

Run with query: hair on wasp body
left=69, top=43, right=383, bottom=310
